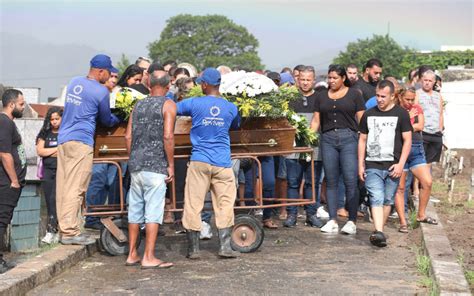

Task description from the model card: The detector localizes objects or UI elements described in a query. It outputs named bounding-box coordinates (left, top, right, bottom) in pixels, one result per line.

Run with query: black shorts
left=422, top=132, right=443, bottom=164
left=0, top=185, right=22, bottom=227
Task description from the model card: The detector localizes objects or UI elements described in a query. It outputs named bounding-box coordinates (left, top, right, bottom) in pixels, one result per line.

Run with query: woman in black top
left=311, top=65, right=365, bottom=234
left=36, top=107, right=62, bottom=244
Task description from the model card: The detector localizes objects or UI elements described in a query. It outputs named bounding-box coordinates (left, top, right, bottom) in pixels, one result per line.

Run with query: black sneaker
left=369, top=231, right=387, bottom=247
left=0, top=259, right=15, bottom=274
left=174, top=220, right=186, bottom=234
left=305, top=215, right=324, bottom=228
left=283, top=215, right=297, bottom=228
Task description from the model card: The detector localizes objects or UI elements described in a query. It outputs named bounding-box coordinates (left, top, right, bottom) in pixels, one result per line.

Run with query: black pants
left=42, top=165, right=58, bottom=232
left=0, top=185, right=22, bottom=259
left=169, top=158, right=188, bottom=220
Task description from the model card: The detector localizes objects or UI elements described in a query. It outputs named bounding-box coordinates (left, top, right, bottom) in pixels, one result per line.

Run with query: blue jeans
left=365, top=169, right=400, bottom=207
left=128, top=172, right=167, bottom=224
left=244, top=157, right=275, bottom=220
left=404, top=142, right=427, bottom=171
left=337, top=175, right=345, bottom=209
left=285, top=159, right=323, bottom=217
left=321, top=129, right=359, bottom=221
left=85, top=163, right=119, bottom=225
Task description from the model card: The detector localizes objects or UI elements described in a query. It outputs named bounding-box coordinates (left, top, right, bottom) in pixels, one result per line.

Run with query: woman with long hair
left=117, top=64, right=143, bottom=88
left=36, top=106, right=63, bottom=244
left=311, top=64, right=365, bottom=234
left=394, top=86, right=435, bottom=232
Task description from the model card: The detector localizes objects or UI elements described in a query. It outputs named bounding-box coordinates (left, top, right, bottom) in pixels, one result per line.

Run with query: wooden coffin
left=94, top=117, right=296, bottom=159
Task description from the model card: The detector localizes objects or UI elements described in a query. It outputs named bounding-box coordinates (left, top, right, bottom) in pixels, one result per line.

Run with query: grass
left=466, top=270, right=474, bottom=286
left=412, top=245, right=439, bottom=295
left=408, top=210, right=420, bottom=230
left=20, top=241, right=59, bottom=258
left=457, top=250, right=474, bottom=289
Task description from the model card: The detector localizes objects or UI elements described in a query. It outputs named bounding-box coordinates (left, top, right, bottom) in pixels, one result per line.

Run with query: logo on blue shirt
left=210, top=106, right=220, bottom=117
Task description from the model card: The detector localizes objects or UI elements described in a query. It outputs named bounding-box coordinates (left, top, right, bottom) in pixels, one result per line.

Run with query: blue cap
left=90, top=54, right=118, bottom=73
left=280, top=72, right=295, bottom=85
left=196, top=68, right=221, bottom=86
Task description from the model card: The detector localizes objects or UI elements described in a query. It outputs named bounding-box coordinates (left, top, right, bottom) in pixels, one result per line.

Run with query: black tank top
left=128, top=96, right=168, bottom=175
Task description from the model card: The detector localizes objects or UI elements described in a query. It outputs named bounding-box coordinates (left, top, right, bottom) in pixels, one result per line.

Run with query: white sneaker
left=41, top=232, right=55, bottom=244
left=320, top=220, right=339, bottom=233
left=253, top=209, right=263, bottom=217
left=341, top=221, right=357, bottom=235
left=200, top=221, right=213, bottom=240
left=316, top=206, right=329, bottom=219
left=389, top=212, right=399, bottom=219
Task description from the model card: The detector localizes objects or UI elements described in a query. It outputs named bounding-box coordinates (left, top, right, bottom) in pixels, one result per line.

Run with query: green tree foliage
left=334, top=35, right=474, bottom=79
left=401, top=50, right=474, bottom=74
left=333, top=34, right=411, bottom=78
left=116, top=53, right=131, bottom=76
left=148, top=14, right=263, bottom=71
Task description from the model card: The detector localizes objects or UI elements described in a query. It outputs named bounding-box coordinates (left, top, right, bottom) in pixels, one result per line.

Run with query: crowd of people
left=0, top=53, right=444, bottom=272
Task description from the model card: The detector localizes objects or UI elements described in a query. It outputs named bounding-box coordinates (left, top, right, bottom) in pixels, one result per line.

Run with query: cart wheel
left=231, top=214, right=264, bottom=253
left=100, top=218, right=140, bottom=256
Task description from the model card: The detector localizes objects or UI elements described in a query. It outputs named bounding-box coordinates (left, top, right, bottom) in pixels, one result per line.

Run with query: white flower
left=291, top=114, right=302, bottom=122
left=220, top=71, right=278, bottom=95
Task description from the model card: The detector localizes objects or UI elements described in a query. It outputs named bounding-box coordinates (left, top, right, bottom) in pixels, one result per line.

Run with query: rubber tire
left=100, top=218, right=140, bottom=256
left=230, top=214, right=264, bottom=253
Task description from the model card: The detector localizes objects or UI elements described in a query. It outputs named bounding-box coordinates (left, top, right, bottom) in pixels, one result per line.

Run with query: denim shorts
left=365, top=168, right=400, bottom=207
left=128, top=171, right=167, bottom=224
left=404, top=142, right=427, bottom=171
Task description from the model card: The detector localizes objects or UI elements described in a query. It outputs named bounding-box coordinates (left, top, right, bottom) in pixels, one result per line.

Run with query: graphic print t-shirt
left=177, top=96, right=240, bottom=168
left=0, top=113, right=27, bottom=185
left=37, top=130, right=59, bottom=168
left=359, top=105, right=412, bottom=170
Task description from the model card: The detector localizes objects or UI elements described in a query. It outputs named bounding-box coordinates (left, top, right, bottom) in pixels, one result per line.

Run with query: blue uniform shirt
left=365, top=96, right=377, bottom=110
left=59, top=76, right=119, bottom=147
left=177, top=96, right=240, bottom=168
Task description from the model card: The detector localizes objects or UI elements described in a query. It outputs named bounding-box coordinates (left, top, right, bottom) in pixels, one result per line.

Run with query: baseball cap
left=195, top=67, right=221, bottom=86
left=90, top=54, right=118, bottom=73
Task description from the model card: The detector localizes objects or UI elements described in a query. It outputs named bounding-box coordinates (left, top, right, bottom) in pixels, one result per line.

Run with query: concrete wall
left=442, top=80, right=474, bottom=149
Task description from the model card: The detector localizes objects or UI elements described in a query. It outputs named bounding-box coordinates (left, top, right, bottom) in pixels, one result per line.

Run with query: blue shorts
left=404, top=142, right=427, bottom=171
left=365, top=168, right=400, bottom=207
left=128, top=171, right=167, bottom=224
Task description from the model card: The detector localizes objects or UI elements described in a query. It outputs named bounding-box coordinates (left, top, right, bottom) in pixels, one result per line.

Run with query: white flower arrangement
left=219, top=71, right=279, bottom=97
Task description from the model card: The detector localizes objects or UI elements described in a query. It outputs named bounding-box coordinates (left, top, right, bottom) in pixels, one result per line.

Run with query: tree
left=116, top=53, right=131, bottom=76
left=148, top=14, right=263, bottom=71
left=333, top=34, right=412, bottom=79
left=401, top=50, right=474, bottom=74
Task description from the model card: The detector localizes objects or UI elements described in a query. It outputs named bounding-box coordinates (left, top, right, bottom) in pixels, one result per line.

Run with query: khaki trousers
left=183, top=161, right=236, bottom=231
left=56, top=141, right=93, bottom=237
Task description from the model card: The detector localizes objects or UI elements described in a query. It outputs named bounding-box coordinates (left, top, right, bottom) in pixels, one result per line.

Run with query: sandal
left=263, top=219, right=279, bottom=229
left=141, top=261, right=174, bottom=269
left=417, top=217, right=438, bottom=225
left=398, top=225, right=409, bottom=233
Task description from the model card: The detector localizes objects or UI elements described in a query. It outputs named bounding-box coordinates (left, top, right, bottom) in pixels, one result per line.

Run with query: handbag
left=36, top=157, right=44, bottom=179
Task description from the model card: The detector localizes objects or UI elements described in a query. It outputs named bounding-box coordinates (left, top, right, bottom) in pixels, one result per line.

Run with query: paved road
left=28, top=217, right=422, bottom=295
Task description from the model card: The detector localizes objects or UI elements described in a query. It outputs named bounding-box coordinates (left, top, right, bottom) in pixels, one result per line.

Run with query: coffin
left=94, top=117, right=296, bottom=159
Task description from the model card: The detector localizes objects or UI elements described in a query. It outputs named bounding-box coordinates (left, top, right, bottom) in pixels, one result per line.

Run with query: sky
left=0, top=0, right=473, bottom=99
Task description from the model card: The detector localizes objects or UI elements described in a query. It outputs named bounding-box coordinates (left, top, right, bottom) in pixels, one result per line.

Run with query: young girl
left=36, top=107, right=63, bottom=244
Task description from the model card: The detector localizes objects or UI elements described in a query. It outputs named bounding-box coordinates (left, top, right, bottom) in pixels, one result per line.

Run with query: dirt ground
left=430, top=149, right=474, bottom=290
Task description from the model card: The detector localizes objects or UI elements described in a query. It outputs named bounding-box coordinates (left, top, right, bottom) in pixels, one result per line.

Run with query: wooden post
left=448, top=179, right=455, bottom=203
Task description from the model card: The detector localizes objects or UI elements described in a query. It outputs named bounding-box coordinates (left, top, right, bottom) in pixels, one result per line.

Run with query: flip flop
left=263, top=219, right=279, bottom=229
left=125, top=261, right=140, bottom=266
left=398, top=225, right=409, bottom=233
left=417, top=217, right=438, bottom=225
left=141, top=262, right=174, bottom=269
